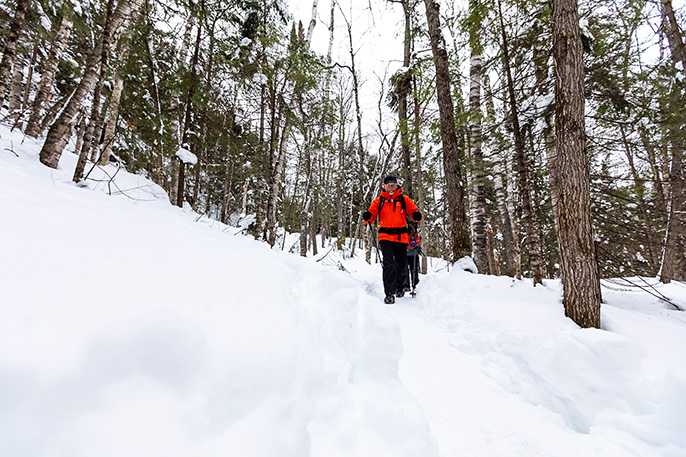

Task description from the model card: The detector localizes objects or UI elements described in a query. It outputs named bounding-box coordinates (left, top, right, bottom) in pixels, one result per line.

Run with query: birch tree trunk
left=73, top=0, right=117, bottom=183
left=169, top=94, right=180, bottom=204
left=98, top=71, right=124, bottom=166
left=398, top=0, right=413, bottom=196
left=20, top=37, right=39, bottom=122
left=413, top=73, right=428, bottom=274
left=176, top=5, right=204, bottom=208
left=0, top=0, right=29, bottom=109
left=220, top=112, right=236, bottom=224
left=498, top=0, right=546, bottom=284
left=423, top=0, right=471, bottom=262
left=469, top=54, right=488, bottom=273
left=336, top=86, right=347, bottom=247
left=39, top=0, right=141, bottom=168
left=25, top=15, right=71, bottom=138
left=484, top=75, right=520, bottom=277
left=141, top=24, right=164, bottom=180
left=8, top=42, right=25, bottom=122
left=468, top=0, right=489, bottom=273
left=551, top=0, right=602, bottom=328
left=266, top=115, right=290, bottom=247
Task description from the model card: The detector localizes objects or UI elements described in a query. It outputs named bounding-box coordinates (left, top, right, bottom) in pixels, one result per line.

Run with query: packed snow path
left=350, top=260, right=686, bottom=457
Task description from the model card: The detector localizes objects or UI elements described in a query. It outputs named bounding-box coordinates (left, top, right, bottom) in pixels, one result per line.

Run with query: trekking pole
left=370, top=223, right=381, bottom=263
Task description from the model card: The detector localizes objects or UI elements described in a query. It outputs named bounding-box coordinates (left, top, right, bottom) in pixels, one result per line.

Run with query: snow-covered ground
left=1, top=124, right=685, bottom=457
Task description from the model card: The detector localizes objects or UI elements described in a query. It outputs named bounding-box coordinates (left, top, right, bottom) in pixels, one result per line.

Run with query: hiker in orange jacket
left=363, top=175, right=422, bottom=304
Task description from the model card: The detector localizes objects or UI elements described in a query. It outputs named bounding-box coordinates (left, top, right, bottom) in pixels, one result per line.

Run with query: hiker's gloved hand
left=363, top=211, right=372, bottom=223
left=412, top=210, right=422, bottom=222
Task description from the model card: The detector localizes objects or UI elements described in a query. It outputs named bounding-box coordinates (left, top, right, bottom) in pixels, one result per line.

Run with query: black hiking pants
left=379, top=240, right=409, bottom=296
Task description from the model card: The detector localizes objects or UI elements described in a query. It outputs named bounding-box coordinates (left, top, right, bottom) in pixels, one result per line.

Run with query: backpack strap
left=379, top=194, right=407, bottom=214
left=378, top=196, right=386, bottom=215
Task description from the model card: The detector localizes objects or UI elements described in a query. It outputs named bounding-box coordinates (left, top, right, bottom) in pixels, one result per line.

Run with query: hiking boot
left=396, top=290, right=405, bottom=298
left=384, top=294, right=395, bottom=304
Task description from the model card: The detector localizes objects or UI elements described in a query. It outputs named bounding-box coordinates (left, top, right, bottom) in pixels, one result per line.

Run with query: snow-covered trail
left=350, top=261, right=686, bottom=457
left=393, top=300, right=589, bottom=457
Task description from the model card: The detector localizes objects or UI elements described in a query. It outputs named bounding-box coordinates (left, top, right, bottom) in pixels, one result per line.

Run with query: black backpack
left=406, top=216, right=420, bottom=247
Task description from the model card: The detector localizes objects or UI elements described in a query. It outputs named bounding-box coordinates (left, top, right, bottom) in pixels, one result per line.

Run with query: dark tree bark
left=661, top=0, right=686, bottom=75
left=659, top=0, right=686, bottom=283
left=550, top=0, right=602, bottom=328
left=423, top=0, right=471, bottom=262
left=0, top=0, right=29, bottom=109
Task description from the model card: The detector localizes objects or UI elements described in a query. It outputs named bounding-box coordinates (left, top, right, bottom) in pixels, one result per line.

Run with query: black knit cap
left=383, top=175, right=398, bottom=184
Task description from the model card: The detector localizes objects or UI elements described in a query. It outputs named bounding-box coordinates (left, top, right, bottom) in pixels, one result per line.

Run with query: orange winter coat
left=366, top=188, right=420, bottom=244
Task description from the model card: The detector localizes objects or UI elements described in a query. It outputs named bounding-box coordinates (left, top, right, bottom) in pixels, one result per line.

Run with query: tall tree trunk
left=339, top=11, right=371, bottom=262
left=336, top=89, right=347, bottom=247
left=177, top=6, right=203, bottom=208
left=25, top=15, right=71, bottom=138
left=424, top=0, right=471, bottom=262
left=39, top=0, right=140, bottom=168
left=551, top=0, right=602, bottom=327
left=620, top=124, right=660, bottom=274
left=413, top=71, right=428, bottom=274
left=485, top=75, right=520, bottom=277
left=659, top=0, right=686, bottom=283
left=398, top=0, right=413, bottom=197
left=468, top=0, right=488, bottom=274
left=73, top=110, right=88, bottom=163
left=266, top=116, right=290, bottom=247
left=20, top=36, right=39, bottom=120
left=253, top=84, right=267, bottom=238
left=659, top=135, right=685, bottom=283
left=300, top=129, right=314, bottom=257
left=73, top=0, right=117, bottom=183
left=469, top=56, right=488, bottom=273
left=142, top=22, right=164, bottom=181
left=639, top=126, right=669, bottom=218
left=8, top=41, right=25, bottom=122
left=0, top=0, right=29, bottom=109
left=221, top=112, right=236, bottom=224
left=498, top=0, right=546, bottom=284
left=169, top=94, right=180, bottom=204
left=661, top=0, right=686, bottom=76
left=98, top=71, right=124, bottom=166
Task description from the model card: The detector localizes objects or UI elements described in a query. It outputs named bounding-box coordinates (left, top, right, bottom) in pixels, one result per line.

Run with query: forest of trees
left=0, top=0, right=684, bottom=327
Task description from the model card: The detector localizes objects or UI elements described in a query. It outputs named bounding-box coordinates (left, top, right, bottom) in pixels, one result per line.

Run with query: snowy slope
left=1, top=124, right=685, bottom=457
